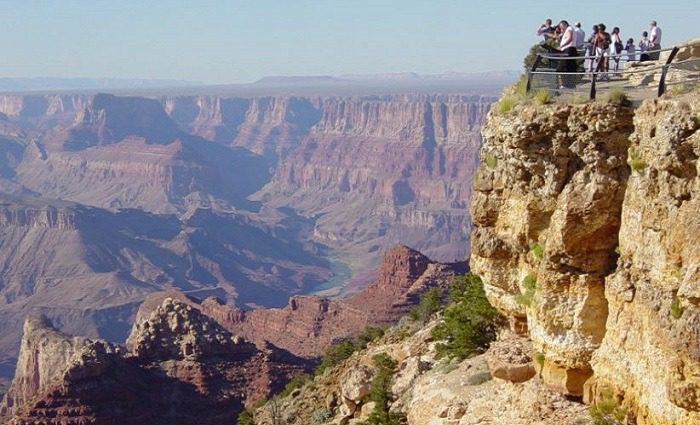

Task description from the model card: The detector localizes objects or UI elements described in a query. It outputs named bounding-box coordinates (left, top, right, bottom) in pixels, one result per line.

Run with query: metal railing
left=525, top=43, right=700, bottom=100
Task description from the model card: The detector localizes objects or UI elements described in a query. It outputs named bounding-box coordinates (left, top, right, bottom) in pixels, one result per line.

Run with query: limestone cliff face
left=590, top=98, right=700, bottom=425
left=472, top=94, right=700, bottom=423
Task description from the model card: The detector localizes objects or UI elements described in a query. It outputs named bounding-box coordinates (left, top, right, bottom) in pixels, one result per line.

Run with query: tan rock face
left=590, top=97, right=700, bottom=424
left=472, top=102, right=634, bottom=395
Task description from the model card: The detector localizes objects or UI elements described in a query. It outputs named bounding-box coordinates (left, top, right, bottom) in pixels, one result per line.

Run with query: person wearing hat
left=649, top=20, right=662, bottom=60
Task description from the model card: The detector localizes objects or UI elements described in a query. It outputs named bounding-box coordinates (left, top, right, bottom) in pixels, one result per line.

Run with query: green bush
left=514, top=74, right=529, bottom=97
left=236, top=409, right=256, bottom=425
left=533, top=89, right=553, bottom=105
left=312, top=408, right=333, bottom=425
left=484, top=152, right=498, bottom=169
left=279, top=373, right=312, bottom=398
left=534, top=352, right=545, bottom=367
left=570, top=93, right=588, bottom=104
left=589, top=388, right=626, bottom=425
left=431, top=273, right=503, bottom=360
left=671, top=296, right=684, bottom=320
left=359, top=353, right=403, bottom=425
left=496, top=96, right=517, bottom=114
left=529, top=242, right=544, bottom=259
left=628, top=149, right=647, bottom=172
left=356, top=326, right=385, bottom=350
left=316, top=339, right=357, bottom=374
left=409, top=287, right=443, bottom=323
left=606, top=88, right=630, bottom=106
left=515, top=274, right=537, bottom=307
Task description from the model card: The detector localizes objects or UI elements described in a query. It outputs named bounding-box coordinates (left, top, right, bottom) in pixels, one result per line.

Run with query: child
left=639, top=31, right=651, bottom=62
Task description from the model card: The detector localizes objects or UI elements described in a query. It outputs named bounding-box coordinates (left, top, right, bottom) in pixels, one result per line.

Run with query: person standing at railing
left=639, top=31, right=651, bottom=62
left=649, top=21, right=662, bottom=60
left=625, top=38, right=637, bottom=64
left=557, top=20, right=577, bottom=88
left=537, top=19, right=556, bottom=43
left=586, top=25, right=600, bottom=74
left=593, top=24, right=612, bottom=80
left=611, top=27, right=624, bottom=73
left=574, top=22, right=586, bottom=50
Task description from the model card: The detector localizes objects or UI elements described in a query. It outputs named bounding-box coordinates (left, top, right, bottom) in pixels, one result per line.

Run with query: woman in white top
left=639, top=31, right=651, bottom=62
left=610, top=27, right=623, bottom=73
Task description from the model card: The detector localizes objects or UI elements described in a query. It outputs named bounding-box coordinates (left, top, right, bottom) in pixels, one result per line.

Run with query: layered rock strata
left=136, top=245, right=466, bottom=358
left=472, top=93, right=700, bottom=424
left=588, top=97, right=700, bottom=424
left=471, top=102, right=634, bottom=395
left=0, top=298, right=301, bottom=425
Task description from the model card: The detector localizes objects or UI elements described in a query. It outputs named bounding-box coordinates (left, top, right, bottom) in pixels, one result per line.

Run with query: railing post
left=526, top=55, right=543, bottom=94
left=658, top=46, right=680, bottom=97
left=590, top=72, right=597, bottom=100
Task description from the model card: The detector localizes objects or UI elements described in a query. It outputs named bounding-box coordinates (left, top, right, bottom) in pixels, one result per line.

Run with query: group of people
left=536, top=19, right=662, bottom=87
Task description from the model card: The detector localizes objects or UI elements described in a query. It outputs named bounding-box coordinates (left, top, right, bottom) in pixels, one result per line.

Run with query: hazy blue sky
left=2, top=0, right=697, bottom=84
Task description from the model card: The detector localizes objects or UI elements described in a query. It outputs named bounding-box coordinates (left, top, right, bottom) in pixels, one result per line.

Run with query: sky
left=2, top=0, right=697, bottom=84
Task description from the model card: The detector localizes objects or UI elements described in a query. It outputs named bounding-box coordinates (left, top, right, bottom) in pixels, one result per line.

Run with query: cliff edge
left=472, top=93, right=700, bottom=424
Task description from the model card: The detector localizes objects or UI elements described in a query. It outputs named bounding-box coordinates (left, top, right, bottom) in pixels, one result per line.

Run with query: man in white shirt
left=574, top=22, right=586, bottom=49
left=557, top=21, right=578, bottom=88
left=649, top=20, right=662, bottom=60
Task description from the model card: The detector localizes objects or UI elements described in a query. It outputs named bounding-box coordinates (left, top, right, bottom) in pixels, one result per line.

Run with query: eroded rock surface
left=1, top=298, right=301, bottom=425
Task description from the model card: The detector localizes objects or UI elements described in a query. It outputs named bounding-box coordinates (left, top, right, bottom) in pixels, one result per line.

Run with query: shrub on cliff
left=356, top=325, right=386, bottom=349
left=236, top=409, right=255, bottom=425
left=359, top=353, right=403, bottom=425
left=279, top=373, right=312, bottom=398
left=409, top=287, right=443, bottom=323
left=316, top=338, right=357, bottom=374
left=431, top=273, right=502, bottom=360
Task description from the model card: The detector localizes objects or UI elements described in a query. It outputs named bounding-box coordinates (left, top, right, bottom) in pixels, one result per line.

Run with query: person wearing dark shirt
left=537, top=19, right=556, bottom=43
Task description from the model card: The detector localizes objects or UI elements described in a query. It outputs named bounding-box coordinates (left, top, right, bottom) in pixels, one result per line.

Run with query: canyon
left=0, top=90, right=494, bottom=396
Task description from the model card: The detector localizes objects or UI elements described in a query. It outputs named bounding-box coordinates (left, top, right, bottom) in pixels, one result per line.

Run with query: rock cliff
left=0, top=298, right=302, bottom=425
left=133, top=245, right=466, bottom=359
left=471, top=93, right=700, bottom=424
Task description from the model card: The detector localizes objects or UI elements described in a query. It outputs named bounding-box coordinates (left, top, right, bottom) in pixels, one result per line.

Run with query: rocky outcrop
left=254, top=313, right=588, bottom=425
left=471, top=101, right=634, bottom=395
left=139, top=245, right=466, bottom=359
left=1, top=299, right=302, bottom=425
left=471, top=92, right=700, bottom=423
left=587, top=97, right=700, bottom=424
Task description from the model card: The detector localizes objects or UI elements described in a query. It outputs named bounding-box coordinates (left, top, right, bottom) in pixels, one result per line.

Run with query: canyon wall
left=472, top=94, right=700, bottom=424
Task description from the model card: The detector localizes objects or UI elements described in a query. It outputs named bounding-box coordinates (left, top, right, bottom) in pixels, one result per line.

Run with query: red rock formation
left=137, top=245, right=467, bottom=358
left=0, top=298, right=302, bottom=425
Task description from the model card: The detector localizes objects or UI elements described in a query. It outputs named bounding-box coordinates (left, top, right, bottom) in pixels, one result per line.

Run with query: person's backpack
left=614, top=40, right=624, bottom=54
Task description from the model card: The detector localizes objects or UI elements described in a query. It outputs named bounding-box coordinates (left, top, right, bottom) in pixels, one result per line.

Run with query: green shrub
left=606, top=88, right=630, bottom=106
left=359, top=353, right=403, bottom=425
left=628, top=149, right=647, bottom=172
left=237, top=409, right=256, bottom=425
left=356, top=326, right=385, bottom=350
left=316, top=339, right=356, bottom=374
left=435, top=356, right=459, bottom=374
left=533, top=89, right=553, bottom=105
left=514, top=74, right=529, bottom=97
left=484, top=152, right=498, bottom=169
left=534, top=352, right=545, bottom=367
left=279, top=373, right=312, bottom=398
left=671, top=296, right=684, bottom=320
left=312, top=408, right=333, bottom=425
left=496, top=96, right=517, bottom=114
left=467, top=371, right=493, bottom=385
left=431, top=273, right=503, bottom=360
left=692, top=114, right=700, bottom=128
left=409, top=287, right=443, bottom=323
left=589, top=388, right=626, bottom=425
left=529, top=242, right=544, bottom=259
left=515, top=274, right=537, bottom=307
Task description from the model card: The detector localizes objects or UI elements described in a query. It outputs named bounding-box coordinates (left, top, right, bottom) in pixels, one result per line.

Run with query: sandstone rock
left=486, top=336, right=536, bottom=383
left=341, top=365, right=374, bottom=403
left=472, top=102, right=635, bottom=395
